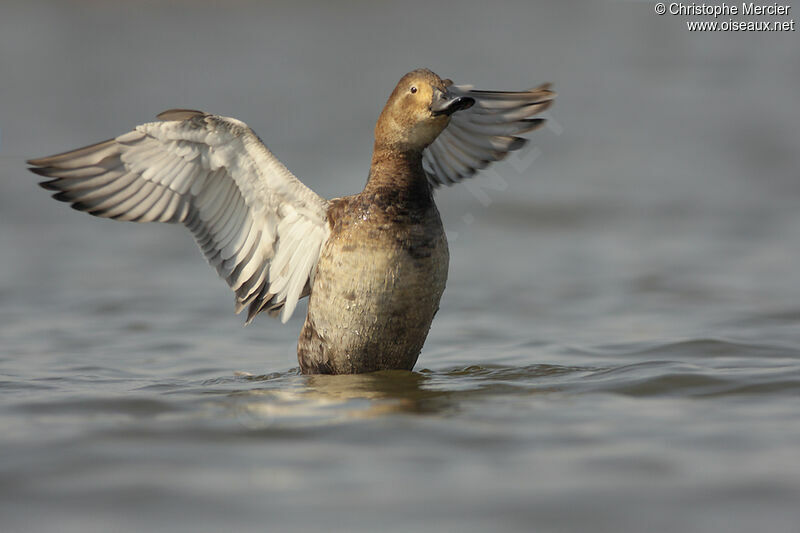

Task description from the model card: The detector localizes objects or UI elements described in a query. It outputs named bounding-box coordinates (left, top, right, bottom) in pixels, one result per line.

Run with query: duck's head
left=374, top=68, right=475, bottom=152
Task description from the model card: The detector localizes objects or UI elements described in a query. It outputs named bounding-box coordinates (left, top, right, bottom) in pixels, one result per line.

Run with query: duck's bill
left=430, top=94, right=475, bottom=116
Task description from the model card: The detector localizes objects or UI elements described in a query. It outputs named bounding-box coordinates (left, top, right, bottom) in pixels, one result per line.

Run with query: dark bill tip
left=430, top=95, right=475, bottom=117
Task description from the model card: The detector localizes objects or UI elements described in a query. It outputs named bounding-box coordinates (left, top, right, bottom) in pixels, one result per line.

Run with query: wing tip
left=28, top=166, right=54, bottom=177
left=532, top=99, right=555, bottom=114
left=508, top=137, right=528, bottom=151
left=38, top=179, right=62, bottom=191
left=531, top=82, right=555, bottom=95
left=522, top=118, right=547, bottom=133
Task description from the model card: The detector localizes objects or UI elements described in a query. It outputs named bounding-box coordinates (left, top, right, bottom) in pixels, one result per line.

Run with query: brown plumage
left=28, top=68, right=554, bottom=374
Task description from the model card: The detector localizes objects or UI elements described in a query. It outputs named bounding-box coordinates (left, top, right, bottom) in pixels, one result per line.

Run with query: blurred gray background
left=1, top=1, right=799, bottom=533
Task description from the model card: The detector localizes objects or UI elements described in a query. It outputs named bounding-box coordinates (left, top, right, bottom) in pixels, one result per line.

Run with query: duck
left=28, top=68, right=555, bottom=374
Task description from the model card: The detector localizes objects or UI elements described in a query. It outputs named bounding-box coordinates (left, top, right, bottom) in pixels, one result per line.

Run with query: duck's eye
left=410, top=86, right=418, bottom=94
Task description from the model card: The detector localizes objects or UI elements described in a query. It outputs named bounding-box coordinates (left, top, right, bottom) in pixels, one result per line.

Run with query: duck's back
left=298, top=191, right=448, bottom=374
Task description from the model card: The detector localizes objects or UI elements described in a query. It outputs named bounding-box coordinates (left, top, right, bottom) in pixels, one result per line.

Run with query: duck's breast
left=298, top=196, right=448, bottom=373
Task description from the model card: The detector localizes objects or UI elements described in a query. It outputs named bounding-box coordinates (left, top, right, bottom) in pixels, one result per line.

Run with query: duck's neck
left=363, top=144, right=433, bottom=207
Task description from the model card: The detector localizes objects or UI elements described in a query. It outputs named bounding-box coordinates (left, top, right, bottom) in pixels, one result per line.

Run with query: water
left=2, top=1, right=800, bottom=532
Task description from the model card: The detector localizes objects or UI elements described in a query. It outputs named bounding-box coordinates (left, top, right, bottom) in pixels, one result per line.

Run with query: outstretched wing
left=28, top=110, right=330, bottom=324
left=423, top=83, right=555, bottom=186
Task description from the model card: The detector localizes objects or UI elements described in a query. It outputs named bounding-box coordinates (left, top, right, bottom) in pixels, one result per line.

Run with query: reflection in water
left=229, top=370, right=451, bottom=428
left=224, top=363, right=601, bottom=428
left=303, top=371, right=439, bottom=411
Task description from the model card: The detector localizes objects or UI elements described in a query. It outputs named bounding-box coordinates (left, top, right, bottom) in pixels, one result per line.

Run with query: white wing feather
left=29, top=110, right=330, bottom=324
